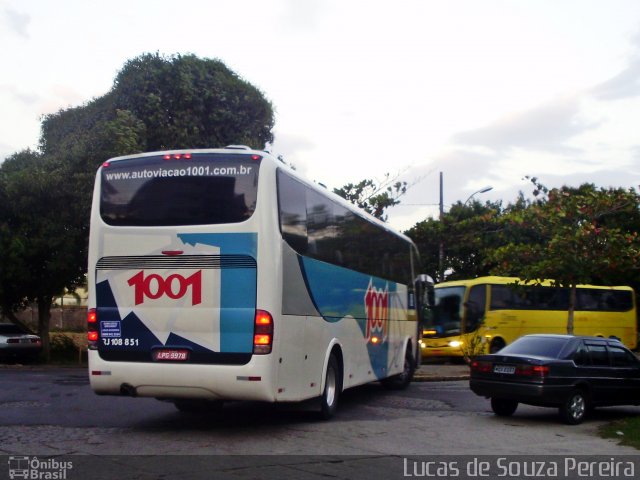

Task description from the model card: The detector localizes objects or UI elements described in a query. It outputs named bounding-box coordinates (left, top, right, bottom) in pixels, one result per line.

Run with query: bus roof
left=435, top=276, right=634, bottom=291
left=101, top=146, right=415, bottom=246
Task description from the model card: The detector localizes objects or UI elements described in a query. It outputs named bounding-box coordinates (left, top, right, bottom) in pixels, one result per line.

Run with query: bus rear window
left=100, top=153, right=260, bottom=226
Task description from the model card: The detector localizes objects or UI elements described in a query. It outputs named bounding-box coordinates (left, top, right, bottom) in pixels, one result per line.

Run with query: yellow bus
left=420, top=276, right=637, bottom=359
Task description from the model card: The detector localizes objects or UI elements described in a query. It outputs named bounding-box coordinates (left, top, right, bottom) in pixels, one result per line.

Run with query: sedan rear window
left=499, top=336, right=569, bottom=358
left=0, top=324, right=27, bottom=334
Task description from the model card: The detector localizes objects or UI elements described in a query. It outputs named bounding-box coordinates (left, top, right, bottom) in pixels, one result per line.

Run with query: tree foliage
left=406, top=199, right=506, bottom=281
left=406, top=178, right=640, bottom=337
left=110, top=53, right=274, bottom=150
left=0, top=150, right=88, bottom=357
left=488, top=179, right=640, bottom=334
left=333, top=173, right=407, bottom=221
left=0, top=53, right=275, bottom=360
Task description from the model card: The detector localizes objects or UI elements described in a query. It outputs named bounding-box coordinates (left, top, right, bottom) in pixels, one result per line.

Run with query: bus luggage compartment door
left=94, top=254, right=257, bottom=364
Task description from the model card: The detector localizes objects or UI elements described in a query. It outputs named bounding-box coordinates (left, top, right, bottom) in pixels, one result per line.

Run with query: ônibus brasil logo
left=127, top=271, right=202, bottom=305
left=364, top=279, right=389, bottom=341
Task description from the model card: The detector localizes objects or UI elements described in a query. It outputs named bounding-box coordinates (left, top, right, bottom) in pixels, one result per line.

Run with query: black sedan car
left=470, top=334, right=640, bottom=424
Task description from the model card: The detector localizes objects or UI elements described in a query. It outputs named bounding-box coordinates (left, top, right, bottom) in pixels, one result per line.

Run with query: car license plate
left=493, top=365, right=515, bottom=374
left=152, top=349, right=189, bottom=361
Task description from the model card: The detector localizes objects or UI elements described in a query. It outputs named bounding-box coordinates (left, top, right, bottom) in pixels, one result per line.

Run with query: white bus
left=87, top=146, right=425, bottom=418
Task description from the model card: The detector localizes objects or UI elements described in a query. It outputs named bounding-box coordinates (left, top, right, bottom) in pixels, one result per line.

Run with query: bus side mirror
left=427, top=285, right=435, bottom=307
left=416, top=274, right=435, bottom=307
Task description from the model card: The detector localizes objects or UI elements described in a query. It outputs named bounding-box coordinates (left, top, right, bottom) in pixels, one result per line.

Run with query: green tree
left=489, top=180, right=640, bottom=334
left=334, top=173, right=407, bottom=221
left=406, top=199, right=505, bottom=281
left=0, top=150, right=87, bottom=358
left=111, top=53, right=274, bottom=151
left=1, top=53, right=275, bottom=359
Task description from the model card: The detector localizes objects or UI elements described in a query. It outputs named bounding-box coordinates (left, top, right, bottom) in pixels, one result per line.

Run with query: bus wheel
left=489, top=338, right=506, bottom=354
left=174, top=399, right=223, bottom=414
left=491, top=397, right=518, bottom=417
left=319, top=353, right=342, bottom=420
left=381, top=345, right=415, bottom=390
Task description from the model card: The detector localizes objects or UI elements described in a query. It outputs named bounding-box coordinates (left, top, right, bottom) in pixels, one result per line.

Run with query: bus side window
left=465, top=284, right=486, bottom=332
left=277, top=171, right=308, bottom=253
left=489, top=285, right=509, bottom=310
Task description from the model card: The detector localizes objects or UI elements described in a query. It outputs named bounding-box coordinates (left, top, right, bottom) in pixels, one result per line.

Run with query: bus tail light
left=163, top=153, right=192, bottom=160
left=253, top=310, right=273, bottom=354
left=87, top=308, right=98, bottom=350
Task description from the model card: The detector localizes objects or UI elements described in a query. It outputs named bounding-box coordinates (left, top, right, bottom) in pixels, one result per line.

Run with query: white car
left=0, top=323, right=42, bottom=361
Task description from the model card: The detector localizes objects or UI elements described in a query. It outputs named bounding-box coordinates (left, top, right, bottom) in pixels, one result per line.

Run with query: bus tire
left=174, top=399, right=223, bottom=414
left=381, top=344, right=415, bottom=390
left=319, top=353, right=342, bottom=420
left=489, top=338, right=506, bottom=354
left=491, top=397, right=518, bottom=417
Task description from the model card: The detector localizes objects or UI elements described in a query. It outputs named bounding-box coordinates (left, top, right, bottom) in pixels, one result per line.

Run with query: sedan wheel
left=491, top=397, right=518, bottom=417
left=559, top=390, right=587, bottom=425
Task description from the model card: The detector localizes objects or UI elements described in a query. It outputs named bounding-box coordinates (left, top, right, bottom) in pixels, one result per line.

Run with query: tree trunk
left=37, top=296, right=52, bottom=362
left=567, top=284, right=576, bottom=335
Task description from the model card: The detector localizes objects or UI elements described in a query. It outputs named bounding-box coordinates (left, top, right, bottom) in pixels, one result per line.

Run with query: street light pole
left=438, top=181, right=492, bottom=282
left=463, top=186, right=493, bottom=206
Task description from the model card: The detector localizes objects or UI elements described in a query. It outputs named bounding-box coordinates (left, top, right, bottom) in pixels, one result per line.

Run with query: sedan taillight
left=471, top=360, right=492, bottom=373
left=516, top=365, right=550, bottom=377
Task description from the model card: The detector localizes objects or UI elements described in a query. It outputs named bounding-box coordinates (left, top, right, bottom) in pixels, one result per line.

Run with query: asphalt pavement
left=1, top=360, right=472, bottom=382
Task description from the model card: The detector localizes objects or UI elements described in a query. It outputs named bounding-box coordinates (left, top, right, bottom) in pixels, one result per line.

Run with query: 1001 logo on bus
left=364, top=279, right=389, bottom=341
left=127, top=271, right=202, bottom=305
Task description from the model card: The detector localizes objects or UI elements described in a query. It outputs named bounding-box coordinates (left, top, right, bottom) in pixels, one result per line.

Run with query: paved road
left=1, top=367, right=638, bottom=457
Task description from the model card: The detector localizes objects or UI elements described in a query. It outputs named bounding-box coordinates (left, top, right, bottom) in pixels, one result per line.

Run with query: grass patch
left=599, top=417, right=640, bottom=450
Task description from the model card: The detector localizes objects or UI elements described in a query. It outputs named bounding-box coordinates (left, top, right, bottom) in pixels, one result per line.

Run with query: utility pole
left=438, top=172, right=444, bottom=282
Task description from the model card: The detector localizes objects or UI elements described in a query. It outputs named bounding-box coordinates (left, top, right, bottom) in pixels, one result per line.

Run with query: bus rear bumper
left=88, top=351, right=277, bottom=402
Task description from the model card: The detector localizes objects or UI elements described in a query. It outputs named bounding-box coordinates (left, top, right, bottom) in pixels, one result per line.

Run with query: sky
left=2, top=0, right=640, bottom=231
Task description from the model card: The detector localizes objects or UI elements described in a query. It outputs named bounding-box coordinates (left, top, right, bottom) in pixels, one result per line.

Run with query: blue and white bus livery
left=87, top=146, right=425, bottom=418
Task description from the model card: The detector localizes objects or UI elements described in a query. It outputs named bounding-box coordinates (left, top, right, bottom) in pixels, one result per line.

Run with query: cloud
left=277, top=0, right=325, bottom=32
left=3, top=8, right=30, bottom=39
left=0, top=142, right=15, bottom=163
left=452, top=96, right=600, bottom=154
left=591, top=58, right=640, bottom=100
left=0, top=84, right=39, bottom=106
left=270, top=131, right=317, bottom=176
left=399, top=149, right=502, bottom=207
left=271, top=131, right=316, bottom=157
left=630, top=145, right=640, bottom=168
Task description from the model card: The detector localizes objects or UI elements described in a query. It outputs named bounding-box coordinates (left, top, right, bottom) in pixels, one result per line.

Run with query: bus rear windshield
left=100, top=153, right=260, bottom=226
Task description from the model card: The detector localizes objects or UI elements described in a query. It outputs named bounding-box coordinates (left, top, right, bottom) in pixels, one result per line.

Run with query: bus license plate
left=493, top=365, right=515, bottom=374
left=153, top=349, right=189, bottom=361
